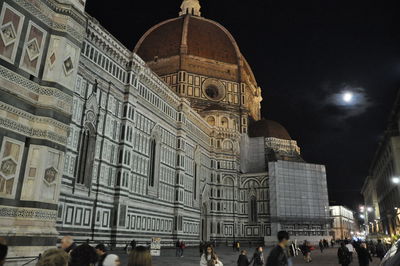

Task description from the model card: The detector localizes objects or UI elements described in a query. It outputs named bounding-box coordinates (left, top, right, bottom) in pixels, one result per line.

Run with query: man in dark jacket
left=266, top=231, right=290, bottom=266
left=237, top=250, right=250, bottom=266
left=95, top=243, right=108, bottom=266
left=376, top=239, right=386, bottom=260
left=357, top=243, right=373, bottom=266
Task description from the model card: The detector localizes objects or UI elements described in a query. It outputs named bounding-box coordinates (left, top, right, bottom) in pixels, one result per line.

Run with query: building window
left=193, top=163, right=197, bottom=200
left=148, top=139, right=156, bottom=187
left=77, top=126, right=96, bottom=188
left=249, top=196, right=258, bottom=223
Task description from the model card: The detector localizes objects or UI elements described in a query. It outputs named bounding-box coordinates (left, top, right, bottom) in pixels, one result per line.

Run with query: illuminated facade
left=0, top=0, right=330, bottom=259
left=362, top=90, right=400, bottom=237
left=329, top=206, right=357, bottom=240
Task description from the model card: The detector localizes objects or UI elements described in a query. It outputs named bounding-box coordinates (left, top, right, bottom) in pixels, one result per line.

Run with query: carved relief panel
left=43, top=35, right=81, bottom=90
left=0, top=3, right=25, bottom=64
left=0, top=137, right=24, bottom=198
left=19, top=21, right=47, bottom=76
left=20, top=145, right=64, bottom=203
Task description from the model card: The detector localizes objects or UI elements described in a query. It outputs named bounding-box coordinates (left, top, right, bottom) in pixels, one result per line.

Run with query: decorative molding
left=0, top=205, right=57, bottom=221
left=0, top=101, right=70, bottom=131
left=0, top=117, right=67, bottom=145
left=0, top=65, right=72, bottom=113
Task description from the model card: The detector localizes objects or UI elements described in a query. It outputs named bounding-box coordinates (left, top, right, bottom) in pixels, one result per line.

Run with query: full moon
left=343, top=92, right=353, bottom=103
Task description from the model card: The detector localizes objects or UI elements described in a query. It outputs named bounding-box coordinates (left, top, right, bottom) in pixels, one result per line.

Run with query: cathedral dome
left=248, top=119, right=292, bottom=140
left=134, top=15, right=240, bottom=65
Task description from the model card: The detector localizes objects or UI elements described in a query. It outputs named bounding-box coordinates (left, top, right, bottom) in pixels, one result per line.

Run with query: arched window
left=77, top=125, right=96, bottom=188
left=249, top=196, right=258, bottom=223
left=148, top=139, right=156, bottom=187
left=221, top=117, right=228, bottom=128
left=223, top=140, right=233, bottom=150
left=207, top=116, right=215, bottom=126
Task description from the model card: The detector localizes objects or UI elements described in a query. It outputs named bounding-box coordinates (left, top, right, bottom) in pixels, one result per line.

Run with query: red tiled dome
left=249, top=119, right=292, bottom=140
left=134, top=15, right=240, bottom=65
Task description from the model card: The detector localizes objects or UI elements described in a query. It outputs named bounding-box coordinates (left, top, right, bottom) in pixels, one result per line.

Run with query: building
left=0, top=0, right=330, bottom=259
left=361, top=90, right=400, bottom=237
left=330, top=206, right=357, bottom=240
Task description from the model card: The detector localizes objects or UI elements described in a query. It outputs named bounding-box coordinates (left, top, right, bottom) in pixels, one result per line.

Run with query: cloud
left=305, top=83, right=375, bottom=124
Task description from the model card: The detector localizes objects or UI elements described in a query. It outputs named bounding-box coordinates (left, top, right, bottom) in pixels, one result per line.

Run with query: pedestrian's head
left=378, top=239, right=382, bottom=243
left=361, top=243, right=367, bottom=249
left=256, top=246, right=263, bottom=253
left=0, top=238, right=7, bottom=266
left=241, top=250, right=247, bottom=255
left=36, top=248, right=68, bottom=266
left=60, top=236, right=74, bottom=250
left=206, top=245, right=214, bottom=255
left=128, top=246, right=152, bottom=266
left=103, top=254, right=121, bottom=266
left=277, top=231, right=290, bottom=246
left=69, top=243, right=98, bottom=266
left=95, top=243, right=107, bottom=256
left=341, top=242, right=346, bottom=248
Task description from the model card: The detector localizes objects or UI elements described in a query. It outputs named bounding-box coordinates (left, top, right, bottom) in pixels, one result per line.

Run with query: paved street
left=117, top=245, right=382, bottom=266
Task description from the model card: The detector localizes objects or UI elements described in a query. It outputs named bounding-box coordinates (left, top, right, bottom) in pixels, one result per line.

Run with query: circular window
left=202, top=79, right=225, bottom=101
left=205, top=85, right=220, bottom=99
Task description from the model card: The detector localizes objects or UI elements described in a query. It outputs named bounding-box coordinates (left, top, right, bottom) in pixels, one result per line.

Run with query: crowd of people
left=0, top=233, right=395, bottom=266
left=337, top=238, right=390, bottom=266
left=0, top=236, right=152, bottom=266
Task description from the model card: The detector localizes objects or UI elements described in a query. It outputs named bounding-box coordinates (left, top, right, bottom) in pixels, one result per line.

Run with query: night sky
left=85, top=0, right=400, bottom=209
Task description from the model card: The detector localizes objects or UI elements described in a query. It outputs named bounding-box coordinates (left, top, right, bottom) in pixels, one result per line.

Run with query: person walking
left=127, top=246, right=152, bottom=266
left=237, top=250, right=250, bottom=266
left=319, top=240, right=324, bottom=253
left=199, top=241, right=205, bottom=257
left=103, top=254, right=121, bottom=266
left=338, top=242, right=351, bottom=266
left=376, top=239, right=386, bottom=261
left=300, top=240, right=312, bottom=263
left=345, top=240, right=354, bottom=262
left=250, top=246, right=265, bottom=266
left=331, top=239, right=335, bottom=248
left=36, top=248, right=68, bottom=266
left=266, top=230, right=289, bottom=266
left=179, top=241, right=186, bottom=257
left=69, top=243, right=98, bottom=266
left=60, top=236, right=77, bottom=254
left=200, top=244, right=223, bottom=266
left=236, top=241, right=241, bottom=252
left=95, top=243, right=108, bottom=266
left=175, top=240, right=181, bottom=257
left=357, top=243, right=373, bottom=266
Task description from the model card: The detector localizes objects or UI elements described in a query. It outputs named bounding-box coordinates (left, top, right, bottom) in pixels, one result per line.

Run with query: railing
left=5, top=255, right=41, bottom=266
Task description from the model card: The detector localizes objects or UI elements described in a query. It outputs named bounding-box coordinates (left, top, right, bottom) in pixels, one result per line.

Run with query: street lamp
left=392, top=177, right=400, bottom=184
left=360, top=214, right=365, bottom=219
left=367, top=207, right=373, bottom=212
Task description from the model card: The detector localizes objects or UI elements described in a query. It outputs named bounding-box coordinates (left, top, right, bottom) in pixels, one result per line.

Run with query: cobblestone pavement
left=117, top=245, right=382, bottom=266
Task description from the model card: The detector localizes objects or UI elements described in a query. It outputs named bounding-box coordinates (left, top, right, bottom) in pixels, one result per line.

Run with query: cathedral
left=0, top=0, right=330, bottom=259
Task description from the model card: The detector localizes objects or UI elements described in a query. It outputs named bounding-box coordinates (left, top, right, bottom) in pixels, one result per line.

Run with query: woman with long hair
left=249, top=246, right=264, bottom=266
left=200, top=244, right=223, bottom=266
left=127, top=246, right=152, bottom=266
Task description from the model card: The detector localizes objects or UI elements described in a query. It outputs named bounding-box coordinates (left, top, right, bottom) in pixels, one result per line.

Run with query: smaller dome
left=249, top=119, right=292, bottom=140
